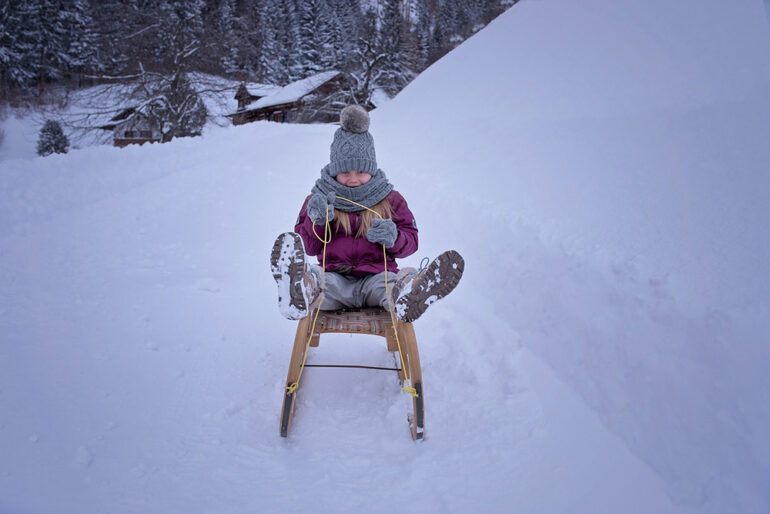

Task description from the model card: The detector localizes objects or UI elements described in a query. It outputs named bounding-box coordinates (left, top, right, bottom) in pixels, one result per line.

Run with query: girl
left=271, top=105, right=464, bottom=322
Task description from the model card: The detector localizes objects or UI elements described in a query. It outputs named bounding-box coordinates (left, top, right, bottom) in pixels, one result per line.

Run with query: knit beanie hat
left=326, top=105, right=377, bottom=177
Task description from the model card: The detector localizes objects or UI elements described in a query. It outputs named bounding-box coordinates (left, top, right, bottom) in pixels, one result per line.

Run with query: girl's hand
left=366, top=218, right=398, bottom=248
left=307, top=192, right=337, bottom=225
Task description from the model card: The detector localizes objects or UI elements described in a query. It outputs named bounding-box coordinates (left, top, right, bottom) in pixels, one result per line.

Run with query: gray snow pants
left=320, top=271, right=394, bottom=311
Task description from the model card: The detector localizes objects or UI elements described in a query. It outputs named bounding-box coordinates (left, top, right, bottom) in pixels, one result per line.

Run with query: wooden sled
left=280, top=304, right=425, bottom=440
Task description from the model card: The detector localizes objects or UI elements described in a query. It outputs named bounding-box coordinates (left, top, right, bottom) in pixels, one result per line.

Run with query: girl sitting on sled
left=271, top=105, right=464, bottom=322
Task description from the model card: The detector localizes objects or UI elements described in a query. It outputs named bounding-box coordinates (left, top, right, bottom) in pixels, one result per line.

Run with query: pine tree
left=295, top=0, right=343, bottom=77
left=398, top=8, right=426, bottom=86
left=224, top=0, right=265, bottom=81
left=296, top=0, right=324, bottom=77
left=321, top=7, right=345, bottom=71
left=275, top=0, right=300, bottom=82
left=378, top=1, right=408, bottom=94
left=37, top=120, right=69, bottom=156
left=89, top=1, right=132, bottom=76
left=62, top=0, right=100, bottom=86
left=327, top=0, right=362, bottom=65
left=212, top=0, right=245, bottom=76
left=0, top=2, right=29, bottom=97
left=411, top=1, right=431, bottom=69
left=254, top=13, right=281, bottom=83
left=17, top=0, right=73, bottom=94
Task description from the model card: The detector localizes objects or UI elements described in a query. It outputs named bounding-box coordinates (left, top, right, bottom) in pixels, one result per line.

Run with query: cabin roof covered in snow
left=246, top=71, right=342, bottom=110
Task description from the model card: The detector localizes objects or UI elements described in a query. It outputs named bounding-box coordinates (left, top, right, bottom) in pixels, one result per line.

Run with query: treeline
left=0, top=0, right=517, bottom=102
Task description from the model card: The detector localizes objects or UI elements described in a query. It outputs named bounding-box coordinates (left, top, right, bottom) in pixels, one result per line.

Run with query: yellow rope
left=287, top=196, right=418, bottom=398
left=285, top=205, right=331, bottom=394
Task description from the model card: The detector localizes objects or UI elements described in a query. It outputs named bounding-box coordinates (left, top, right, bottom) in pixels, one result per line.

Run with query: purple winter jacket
left=294, top=190, right=419, bottom=277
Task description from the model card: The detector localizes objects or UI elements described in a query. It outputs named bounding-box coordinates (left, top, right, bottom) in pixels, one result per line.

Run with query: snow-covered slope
left=2, top=0, right=769, bottom=513
left=0, top=124, right=688, bottom=514
left=372, top=0, right=770, bottom=511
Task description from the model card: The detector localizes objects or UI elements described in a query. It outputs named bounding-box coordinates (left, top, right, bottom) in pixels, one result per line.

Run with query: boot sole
left=270, top=232, right=308, bottom=320
left=396, top=250, right=464, bottom=322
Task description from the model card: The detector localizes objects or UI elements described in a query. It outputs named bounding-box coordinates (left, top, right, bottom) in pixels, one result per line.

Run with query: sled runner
left=280, top=302, right=425, bottom=440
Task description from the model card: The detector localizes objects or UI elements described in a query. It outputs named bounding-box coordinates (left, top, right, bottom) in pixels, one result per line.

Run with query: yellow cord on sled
left=285, top=196, right=418, bottom=398
left=286, top=206, right=331, bottom=395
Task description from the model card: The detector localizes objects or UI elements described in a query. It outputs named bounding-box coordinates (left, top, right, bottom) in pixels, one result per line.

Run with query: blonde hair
left=335, top=198, right=393, bottom=238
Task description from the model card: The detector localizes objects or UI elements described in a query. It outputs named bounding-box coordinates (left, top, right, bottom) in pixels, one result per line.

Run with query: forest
left=0, top=0, right=517, bottom=103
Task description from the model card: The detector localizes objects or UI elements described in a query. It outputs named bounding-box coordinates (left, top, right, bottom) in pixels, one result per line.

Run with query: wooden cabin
left=99, top=108, right=165, bottom=147
left=228, top=71, right=348, bottom=126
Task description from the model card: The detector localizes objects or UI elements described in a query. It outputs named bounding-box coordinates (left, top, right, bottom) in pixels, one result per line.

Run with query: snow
left=1, top=0, right=769, bottom=513
left=0, top=111, right=40, bottom=161
left=372, top=0, right=770, bottom=511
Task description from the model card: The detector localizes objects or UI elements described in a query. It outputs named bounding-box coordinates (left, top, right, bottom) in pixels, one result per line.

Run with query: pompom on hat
left=326, top=105, right=378, bottom=177
left=339, top=104, right=369, bottom=133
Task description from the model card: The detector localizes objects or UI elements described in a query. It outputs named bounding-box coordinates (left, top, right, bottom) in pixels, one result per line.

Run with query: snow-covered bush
left=37, top=120, right=69, bottom=156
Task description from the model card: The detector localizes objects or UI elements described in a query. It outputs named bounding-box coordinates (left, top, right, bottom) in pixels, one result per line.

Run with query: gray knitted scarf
left=311, top=166, right=393, bottom=212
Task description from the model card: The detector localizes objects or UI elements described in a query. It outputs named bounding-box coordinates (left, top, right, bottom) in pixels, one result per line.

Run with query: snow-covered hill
left=372, top=0, right=770, bottom=511
left=2, top=1, right=769, bottom=513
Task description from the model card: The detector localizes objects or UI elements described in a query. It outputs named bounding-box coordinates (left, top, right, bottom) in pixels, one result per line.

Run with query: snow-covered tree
left=275, top=1, right=300, bottom=83
left=88, top=1, right=133, bottom=76
left=18, top=0, right=73, bottom=93
left=296, top=0, right=343, bottom=77
left=62, top=0, right=101, bottom=86
left=378, top=1, right=408, bottom=94
left=0, top=2, right=29, bottom=97
left=320, top=7, right=346, bottom=71
left=161, top=72, right=208, bottom=138
left=212, top=0, right=246, bottom=76
left=37, top=120, right=69, bottom=156
left=295, top=0, right=325, bottom=77
left=253, top=11, right=283, bottom=83
left=2, top=0, right=101, bottom=95
left=345, top=38, right=389, bottom=107
left=126, top=67, right=209, bottom=140
left=407, top=1, right=431, bottom=72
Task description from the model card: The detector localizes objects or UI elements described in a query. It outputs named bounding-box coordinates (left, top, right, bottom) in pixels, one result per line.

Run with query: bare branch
left=124, top=23, right=161, bottom=41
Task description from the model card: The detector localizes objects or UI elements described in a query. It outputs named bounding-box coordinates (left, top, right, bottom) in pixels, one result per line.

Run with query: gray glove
left=366, top=218, right=398, bottom=248
left=307, top=192, right=337, bottom=225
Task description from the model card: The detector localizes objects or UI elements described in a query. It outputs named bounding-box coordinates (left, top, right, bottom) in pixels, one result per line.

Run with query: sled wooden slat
left=279, top=306, right=425, bottom=440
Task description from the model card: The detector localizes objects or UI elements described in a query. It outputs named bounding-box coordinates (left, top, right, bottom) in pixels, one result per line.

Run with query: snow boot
left=390, top=250, right=465, bottom=322
left=270, top=232, right=323, bottom=320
